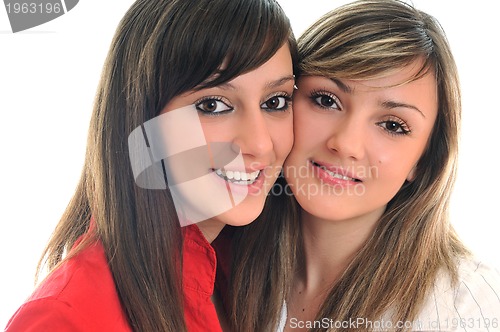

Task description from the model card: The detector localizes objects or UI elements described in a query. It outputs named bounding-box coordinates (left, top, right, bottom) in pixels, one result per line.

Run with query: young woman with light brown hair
left=5, top=0, right=298, bottom=331
left=227, top=1, right=500, bottom=331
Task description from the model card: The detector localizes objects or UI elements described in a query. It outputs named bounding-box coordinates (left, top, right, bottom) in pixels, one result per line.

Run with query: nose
left=233, top=108, right=274, bottom=159
left=326, top=114, right=365, bottom=161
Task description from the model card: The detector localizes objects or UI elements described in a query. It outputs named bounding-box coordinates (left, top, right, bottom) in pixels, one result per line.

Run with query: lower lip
left=212, top=170, right=265, bottom=196
left=311, top=161, right=360, bottom=187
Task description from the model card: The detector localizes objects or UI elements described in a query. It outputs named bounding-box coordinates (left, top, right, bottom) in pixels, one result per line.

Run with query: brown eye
left=201, top=100, right=217, bottom=112
left=318, top=95, right=336, bottom=107
left=261, top=95, right=290, bottom=112
left=310, top=91, right=340, bottom=110
left=266, top=97, right=280, bottom=108
left=377, top=119, right=411, bottom=136
left=195, top=98, right=232, bottom=115
left=386, top=121, right=401, bottom=132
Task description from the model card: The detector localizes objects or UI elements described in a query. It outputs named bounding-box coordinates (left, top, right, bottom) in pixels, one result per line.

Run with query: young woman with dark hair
left=5, top=0, right=298, bottom=330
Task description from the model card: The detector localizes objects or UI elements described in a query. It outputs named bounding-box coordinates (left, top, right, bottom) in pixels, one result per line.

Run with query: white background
left=1, top=0, right=498, bottom=327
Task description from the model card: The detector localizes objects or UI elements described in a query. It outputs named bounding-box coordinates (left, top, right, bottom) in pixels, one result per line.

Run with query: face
left=284, top=60, right=438, bottom=223
left=159, top=43, right=294, bottom=227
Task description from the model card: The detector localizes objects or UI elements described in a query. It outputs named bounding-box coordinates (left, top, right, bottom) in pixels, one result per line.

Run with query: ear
left=406, top=165, right=417, bottom=182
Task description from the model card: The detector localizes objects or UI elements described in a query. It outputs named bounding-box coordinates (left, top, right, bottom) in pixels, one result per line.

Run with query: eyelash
left=308, top=90, right=411, bottom=137
left=195, top=93, right=292, bottom=117
left=309, top=89, right=342, bottom=110
left=195, top=96, right=233, bottom=116
left=262, top=92, right=292, bottom=112
left=376, top=116, right=412, bottom=136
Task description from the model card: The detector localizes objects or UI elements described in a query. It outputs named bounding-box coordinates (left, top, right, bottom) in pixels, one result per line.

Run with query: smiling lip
left=311, top=160, right=362, bottom=185
left=213, top=169, right=261, bottom=185
left=211, top=167, right=266, bottom=195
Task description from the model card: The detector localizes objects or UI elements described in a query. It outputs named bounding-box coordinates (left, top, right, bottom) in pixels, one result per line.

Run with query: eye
left=310, top=90, right=341, bottom=110
left=377, top=118, right=411, bottom=136
left=195, top=97, right=233, bottom=115
left=261, top=94, right=291, bottom=112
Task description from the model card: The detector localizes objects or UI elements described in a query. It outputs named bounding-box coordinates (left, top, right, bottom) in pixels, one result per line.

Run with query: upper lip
left=213, top=161, right=269, bottom=173
left=211, top=166, right=266, bottom=173
left=311, top=160, right=363, bottom=182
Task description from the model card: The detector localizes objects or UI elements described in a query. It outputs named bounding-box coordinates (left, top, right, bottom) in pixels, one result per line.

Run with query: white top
left=278, top=258, right=500, bottom=331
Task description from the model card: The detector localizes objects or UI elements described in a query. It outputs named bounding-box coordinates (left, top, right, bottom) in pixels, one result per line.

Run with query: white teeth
left=319, top=165, right=356, bottom=181
left=213, top=169, right=261, bottom=184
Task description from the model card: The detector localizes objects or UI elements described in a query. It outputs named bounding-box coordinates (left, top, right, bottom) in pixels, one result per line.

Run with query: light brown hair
left=229, top=0, right=469, bottom=331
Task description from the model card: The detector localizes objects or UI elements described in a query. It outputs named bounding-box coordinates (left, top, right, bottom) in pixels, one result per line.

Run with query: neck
left=297, top=207, right=385, bottom=292
left=196, top=219, right=225, bottom=244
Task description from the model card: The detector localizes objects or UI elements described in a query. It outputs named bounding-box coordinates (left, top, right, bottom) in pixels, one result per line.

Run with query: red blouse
left=182, top=224, right=224, bottom=332
left=5, top=224, right=225, bottom=331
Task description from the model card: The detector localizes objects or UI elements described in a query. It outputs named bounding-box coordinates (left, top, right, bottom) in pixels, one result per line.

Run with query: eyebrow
left=330, top=78, right=353, bottom=94
left=381, top=100, right=426, bottom=118
left=219, top=75, right=295, bottom=91
left=266, top=75, right=296, bottom=89
left=331, top=77, right=426, bottom=118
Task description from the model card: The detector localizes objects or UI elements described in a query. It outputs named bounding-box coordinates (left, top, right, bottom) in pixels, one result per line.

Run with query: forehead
left=344, top=64, right=438, bottom=121
left=346, top=59, right=434, bottom=90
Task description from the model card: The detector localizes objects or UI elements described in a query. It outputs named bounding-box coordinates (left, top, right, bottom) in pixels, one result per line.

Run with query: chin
left=217, top=197, right=266, bottom=227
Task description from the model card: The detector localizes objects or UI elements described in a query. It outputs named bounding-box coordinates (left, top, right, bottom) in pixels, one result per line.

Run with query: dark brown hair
left=227, top=176, right=300, bottom=331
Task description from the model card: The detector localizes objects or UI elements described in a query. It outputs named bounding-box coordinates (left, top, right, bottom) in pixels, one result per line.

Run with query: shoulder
left=5, top=241, right=130, bottom=331
left=453, top=258, right=500, bottom=322
left=416, top=257, right=500, bottom=331
left=5, top=297, right=88, bottom=331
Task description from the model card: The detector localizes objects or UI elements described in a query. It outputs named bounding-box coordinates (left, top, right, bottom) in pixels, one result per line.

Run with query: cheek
left=292, top=109, right=329, bottom=150
left=200, top=122, right=230, bottom=143
left=372, top=143, right=422, bottom=185
left=272, top=117, right=294, bottom=161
